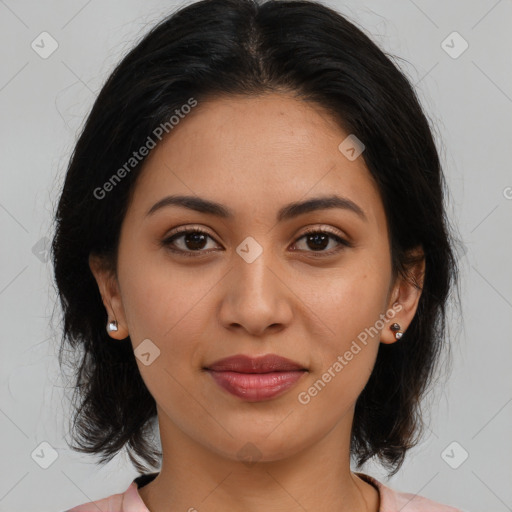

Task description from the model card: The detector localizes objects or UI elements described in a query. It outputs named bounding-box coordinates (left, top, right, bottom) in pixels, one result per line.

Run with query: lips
left=204, top=354, right=307, bottom=401
left=205, top=354, right=306, bottom=373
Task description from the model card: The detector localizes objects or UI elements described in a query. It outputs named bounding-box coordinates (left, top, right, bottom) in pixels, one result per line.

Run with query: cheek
left=293, top=273, right=386, bottom=429
left=297, top=255, right=390, bottom=395
left=118, top=261, right=208, bottom=413
left=305, top=258, right=391, bottom=343
left=118, top=237, right=215, bottom=341
left=117, top=248, right=219, bottom=399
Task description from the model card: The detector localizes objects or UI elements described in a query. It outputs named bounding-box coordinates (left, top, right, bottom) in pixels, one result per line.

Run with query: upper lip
left=205, top=354, right=306, bottom=373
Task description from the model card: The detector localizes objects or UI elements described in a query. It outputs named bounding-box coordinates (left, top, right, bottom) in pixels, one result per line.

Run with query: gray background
left=1, top=1, right=511, bottom=511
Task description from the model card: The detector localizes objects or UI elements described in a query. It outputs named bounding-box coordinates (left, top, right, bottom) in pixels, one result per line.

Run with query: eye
left=291, top=227, right=351, bottom=257
left=161, top=227, right=220, bottom=257
left=161, top=226, right=351, bottom=258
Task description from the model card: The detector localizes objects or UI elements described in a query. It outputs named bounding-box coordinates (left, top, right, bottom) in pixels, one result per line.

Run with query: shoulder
left=356, top=473, right=464, bottom=512
left=64, top=481, right=149, bottom=512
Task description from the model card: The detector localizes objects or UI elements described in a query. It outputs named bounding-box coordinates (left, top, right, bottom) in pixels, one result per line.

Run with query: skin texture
left=90, top=92, right=424, bottom=512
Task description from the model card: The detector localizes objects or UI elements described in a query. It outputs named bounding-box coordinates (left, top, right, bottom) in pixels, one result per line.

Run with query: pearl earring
left=107, top=320, right=118, bottom=333
left=390, top=322, right=404, bottom=340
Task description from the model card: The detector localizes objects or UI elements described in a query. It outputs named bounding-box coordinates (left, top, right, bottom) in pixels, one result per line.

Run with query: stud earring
left=390, top=322, right=404, bottom=340
left=107, top=320, right=118, bottom=333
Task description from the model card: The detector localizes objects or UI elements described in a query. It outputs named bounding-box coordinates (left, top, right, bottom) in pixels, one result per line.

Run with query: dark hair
left=51, top=0, right=458, bottom=476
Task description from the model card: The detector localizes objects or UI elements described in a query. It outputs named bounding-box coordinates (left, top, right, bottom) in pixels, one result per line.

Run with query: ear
left=89, top=253, right=129, bottom=340
left=381, top=246, right=425, bottom=345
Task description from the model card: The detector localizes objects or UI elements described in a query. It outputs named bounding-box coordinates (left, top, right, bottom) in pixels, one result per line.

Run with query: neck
left=137, top=408, right=379, bottom=512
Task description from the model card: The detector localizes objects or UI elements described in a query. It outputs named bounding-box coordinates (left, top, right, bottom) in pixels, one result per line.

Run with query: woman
left=52, top=0, right=462, bottom=510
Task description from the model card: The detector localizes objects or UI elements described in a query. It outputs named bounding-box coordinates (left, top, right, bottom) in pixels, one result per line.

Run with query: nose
left=218, top=248, right=293, bottom=337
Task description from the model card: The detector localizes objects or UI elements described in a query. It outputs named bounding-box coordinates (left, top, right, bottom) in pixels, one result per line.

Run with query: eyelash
left=161, top=226, right=351, bottom=258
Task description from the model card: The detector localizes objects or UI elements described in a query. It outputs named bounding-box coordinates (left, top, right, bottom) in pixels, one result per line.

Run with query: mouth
left=204, top=354, right=308, bottom=402
left=205, top=353, right=307, bottom=373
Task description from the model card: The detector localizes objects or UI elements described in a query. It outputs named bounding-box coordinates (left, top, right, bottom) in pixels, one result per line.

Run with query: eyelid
left=161, top=225, right=221, bottom=257
left=161, top=224, right=352, bottom=257
left=166, top=224, right=216, bottom=238
left=299, top=225, right=350, bottom=242
left=290, top=226, right=352, bottom=256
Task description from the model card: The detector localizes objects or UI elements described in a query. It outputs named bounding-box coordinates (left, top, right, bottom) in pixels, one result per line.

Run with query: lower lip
left=206, top=370, right=306, bottom=401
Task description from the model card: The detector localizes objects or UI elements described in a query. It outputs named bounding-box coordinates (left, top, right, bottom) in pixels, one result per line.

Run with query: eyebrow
left=146, top=194, right=367, bottom=222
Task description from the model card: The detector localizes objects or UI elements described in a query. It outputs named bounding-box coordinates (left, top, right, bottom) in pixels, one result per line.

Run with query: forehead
left=126, top=93, right=385, bottom=229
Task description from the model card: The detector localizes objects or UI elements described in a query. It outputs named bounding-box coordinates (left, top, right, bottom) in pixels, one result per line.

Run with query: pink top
left=65, top=472, right=463, bottom=512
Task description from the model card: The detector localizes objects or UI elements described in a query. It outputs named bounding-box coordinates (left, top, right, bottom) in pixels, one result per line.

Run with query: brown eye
left=162, top=228, right=220, bottom=257
left=291, top=228, right=351, bottom=256
left=161, top=226, right=351, bottom=259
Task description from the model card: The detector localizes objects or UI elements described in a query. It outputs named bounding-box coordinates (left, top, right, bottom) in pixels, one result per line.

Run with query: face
left=90, top=92, right=421, bottom=463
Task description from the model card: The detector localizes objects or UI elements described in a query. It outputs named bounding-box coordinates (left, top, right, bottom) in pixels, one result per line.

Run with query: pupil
left=308, top=233, right=328, bottom=251
left=182, top=233, right=330, bottom=252
left=185, top=233, right=207, bottom=250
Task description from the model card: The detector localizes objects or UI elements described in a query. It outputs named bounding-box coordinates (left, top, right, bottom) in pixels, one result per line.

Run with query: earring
left=390, top=322, right=404, bottom=340
left=107, top=320, right=118, bottom=333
